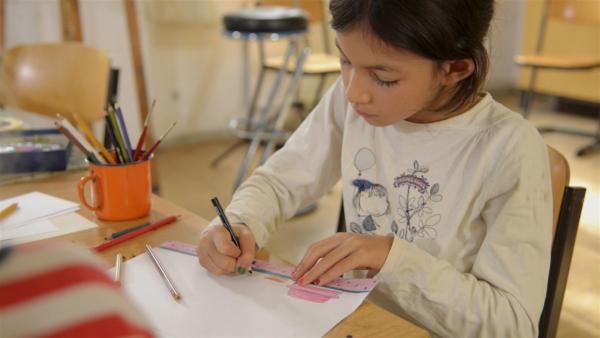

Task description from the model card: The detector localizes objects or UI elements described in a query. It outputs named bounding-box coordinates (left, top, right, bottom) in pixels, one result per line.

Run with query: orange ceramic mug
left=78, top=159, right=151, bottom=221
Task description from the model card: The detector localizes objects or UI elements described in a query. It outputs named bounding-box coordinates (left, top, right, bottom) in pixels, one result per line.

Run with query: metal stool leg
left=233, top=41, right=300, bottom=191
left=260, top=46, right=310, bottom=164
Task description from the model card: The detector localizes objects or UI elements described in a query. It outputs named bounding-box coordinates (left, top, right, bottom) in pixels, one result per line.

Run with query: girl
left=197, top=1, right=552, bottom=337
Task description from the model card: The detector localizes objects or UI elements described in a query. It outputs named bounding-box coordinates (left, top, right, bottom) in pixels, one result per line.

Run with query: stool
left=219, top=6, right=311, bottom=191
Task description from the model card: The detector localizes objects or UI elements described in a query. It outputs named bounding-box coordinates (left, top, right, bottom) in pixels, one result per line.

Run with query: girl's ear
left=439, top=59, right=476, bottom=86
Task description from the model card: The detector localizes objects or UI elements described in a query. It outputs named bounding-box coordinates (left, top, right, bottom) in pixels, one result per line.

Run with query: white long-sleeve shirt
left=215, top=78, right=552, bottom=337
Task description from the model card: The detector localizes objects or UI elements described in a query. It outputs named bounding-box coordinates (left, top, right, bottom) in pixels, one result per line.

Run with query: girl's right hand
left=196, top=223, right=256, bottom=275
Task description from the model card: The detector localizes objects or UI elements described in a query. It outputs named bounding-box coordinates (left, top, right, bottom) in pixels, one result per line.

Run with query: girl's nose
left=345, top=71, right=371, bottom=104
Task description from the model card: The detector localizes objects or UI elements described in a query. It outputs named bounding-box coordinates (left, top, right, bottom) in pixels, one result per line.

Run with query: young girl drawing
left=197, top=1, right=552, bottom=336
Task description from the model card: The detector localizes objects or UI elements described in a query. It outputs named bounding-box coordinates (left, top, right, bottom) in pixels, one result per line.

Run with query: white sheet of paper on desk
left=0, top=191, right=79, bottom=230
left=0, top=219, right=57, bottom=241
left=115, top=247, right=376, bottom=337
left=1, top=212, right=96, bottom=245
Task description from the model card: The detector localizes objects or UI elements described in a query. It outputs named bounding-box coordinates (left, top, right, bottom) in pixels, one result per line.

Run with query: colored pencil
left=55, top=122, right=101, bottom=164
left=142, top=121, right=177, bottom=160
left=108, top=107, right=130, bottom=162
left=71, top=113, right=116, bottom=164
left=111, top=222, right=150, bottom=239
left=57, top=117, right=105, bottom=164
left=104, top=115, right=124, bottom=164
left=134, top=99, right=156, bottom=161
left=0, top=202, right=18, bottom=221
left=115, top=105, right=133, bottom=161
left=93, top=215, right=180, bottom=252
left=115, top=253, right=124, bottom=283
left=145, top=244, right=181, bottom=300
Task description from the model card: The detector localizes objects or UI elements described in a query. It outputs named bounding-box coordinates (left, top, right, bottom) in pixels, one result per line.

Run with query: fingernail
left=313, top=278, right=320, bottom=286
left=291, top=270, right=297, bottom=277
left=237, top=267, right=246, bottom=275
left=298, top=277, right=304, bottom=285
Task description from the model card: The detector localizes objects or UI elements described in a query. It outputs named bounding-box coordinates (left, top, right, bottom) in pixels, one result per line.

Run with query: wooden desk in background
left=0, top=171, right=428, bottom=338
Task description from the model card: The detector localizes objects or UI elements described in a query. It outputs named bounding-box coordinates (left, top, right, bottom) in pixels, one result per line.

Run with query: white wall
left=4, top=0, right=525, bottom=146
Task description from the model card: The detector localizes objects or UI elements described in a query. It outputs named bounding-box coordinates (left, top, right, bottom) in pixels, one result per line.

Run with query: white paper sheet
left=0, top=219, right=57, bottom=240
left=116, top=247, right=375, bottom=337
left=1, top=212, right=97, bottom=245
left=0, top=191, right=79, bottom=230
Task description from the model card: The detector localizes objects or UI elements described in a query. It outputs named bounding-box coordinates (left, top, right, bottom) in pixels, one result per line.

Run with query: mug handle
left=78, top=175, right=101, bottom=212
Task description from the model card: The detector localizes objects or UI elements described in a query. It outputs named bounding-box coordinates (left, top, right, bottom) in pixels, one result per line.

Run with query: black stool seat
left=223, top=7, right=308, bottom=34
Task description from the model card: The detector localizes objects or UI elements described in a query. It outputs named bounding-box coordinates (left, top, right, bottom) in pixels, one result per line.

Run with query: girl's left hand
left=292, top=232, right=394, bottom=286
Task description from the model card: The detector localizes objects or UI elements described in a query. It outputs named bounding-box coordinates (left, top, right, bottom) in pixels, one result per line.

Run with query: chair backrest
left=539, top=146, right=586, bottom=338
left=548, top=0, right=600, bottom=25
left=0, top=43, right=111, bottom=125
left=547, top=145, right=570, bottom=232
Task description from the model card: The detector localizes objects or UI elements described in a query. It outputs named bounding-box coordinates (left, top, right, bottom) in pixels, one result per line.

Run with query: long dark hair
left=329, top=0, right=495, bottom=113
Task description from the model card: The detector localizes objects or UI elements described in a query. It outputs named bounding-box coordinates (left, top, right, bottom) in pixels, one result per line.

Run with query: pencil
left=142, top=121, right=176, bottom=161
left=104, top=115, right=124, bottom=164
left=115, top=106, right=133, bottom=161
left=134, top=99, right=156, bottom=161
left=115, top=253, right=124, bottom=283
left=145, top=244, right=181, bottom=301
left=56, top=118, right=105, bottom=164
left=108, top=107, right=130, bottom=162
left=0, top=202, right=18, bottom=221
left=72, top=113, right=116, bottom=164
left=55, top=123, right=101, bottom=164
left=111, top=222, right=150, bottom=239
left=210, top=197, right=241, bottom=248
left=93, top=215, right=180, bottom=252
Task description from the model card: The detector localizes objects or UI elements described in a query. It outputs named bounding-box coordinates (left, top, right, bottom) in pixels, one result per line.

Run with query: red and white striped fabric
left=0, top=241, right=154, bottom=338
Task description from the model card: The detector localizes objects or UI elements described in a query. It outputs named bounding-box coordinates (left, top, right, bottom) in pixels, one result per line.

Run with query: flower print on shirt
left=349, top=179, right=391, bottom=234
left=393, top=160, right=443, bottom=242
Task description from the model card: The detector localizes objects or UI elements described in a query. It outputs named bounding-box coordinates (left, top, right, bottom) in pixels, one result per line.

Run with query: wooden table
left=0, top=171, right=428, bottom=338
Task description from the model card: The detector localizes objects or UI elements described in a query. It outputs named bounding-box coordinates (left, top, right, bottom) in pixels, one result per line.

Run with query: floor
left=155, top=93, right=599, bottom=338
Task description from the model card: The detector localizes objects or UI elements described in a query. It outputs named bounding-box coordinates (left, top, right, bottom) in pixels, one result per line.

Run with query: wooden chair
left=0, top=42, right=113, bottom=126
left=335, top=146, right=586, bottom=338
left=515, top=0, right=600, bottom=156
left=540, top=146, right=586, bottom=338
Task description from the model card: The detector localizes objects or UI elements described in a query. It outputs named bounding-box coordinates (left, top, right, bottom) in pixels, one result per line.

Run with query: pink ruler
left=160, top=241, right=378, bottom=293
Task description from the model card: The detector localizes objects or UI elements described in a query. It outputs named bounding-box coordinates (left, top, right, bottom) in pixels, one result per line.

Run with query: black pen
left=210, top=197, right=241, bottom=248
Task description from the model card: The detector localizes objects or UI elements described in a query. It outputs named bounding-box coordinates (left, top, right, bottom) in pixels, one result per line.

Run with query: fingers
left=197, top=225, right=240, bottom=275
left=236, top=226, right=256, bottom=272
left=297, top=240, right=357, bottom=286
left=293, top=233, right=350, bottom=282
left=213, top=229, right=241, bottom=258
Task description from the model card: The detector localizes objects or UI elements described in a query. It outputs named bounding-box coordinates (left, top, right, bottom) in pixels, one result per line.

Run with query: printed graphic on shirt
left=349, top=179, right=391, bottom=234
left=348, top=148, right=396, bottom=234
left=353, top=147, right=375, bottom=177
left=393, top=160, right=442, bottom=242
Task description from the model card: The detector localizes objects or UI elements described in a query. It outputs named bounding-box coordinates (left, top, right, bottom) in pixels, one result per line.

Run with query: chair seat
left=514, top=54, right=600, bottom=70
left=265, top=52, right=340, bottom=74
left=223, top=7, right=308, bottom=34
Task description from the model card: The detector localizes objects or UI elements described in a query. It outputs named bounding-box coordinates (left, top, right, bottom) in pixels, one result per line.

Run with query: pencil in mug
left=71, top=113, right=116, bottom=164
left=56, top=117, right=105, bottom=164
left=142, top=121, right=177, bottom=161
left=55, top=122, right=102, bottom=164
left=93, top=215, right=180, bottom=252
left=114, top=105, right=133, bottom=161
left=104, top=115, right=124, bottom=164
left=107, top=107, right=130, bottom=162
left=134, top=99, right=156, bottom=161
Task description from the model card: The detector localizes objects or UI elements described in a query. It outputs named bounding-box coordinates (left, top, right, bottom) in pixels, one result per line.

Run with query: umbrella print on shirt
left=393, top=160, right=442, bottom=242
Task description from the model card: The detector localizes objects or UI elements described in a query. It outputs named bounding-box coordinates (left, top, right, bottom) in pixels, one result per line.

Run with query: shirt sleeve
left=373, top=124, right=553, bottom=338
left=209, top=78, right=347, bottom=248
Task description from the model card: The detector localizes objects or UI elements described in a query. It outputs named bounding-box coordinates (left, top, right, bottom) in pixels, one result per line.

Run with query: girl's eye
left=373, top=76, right=399, bottom=88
